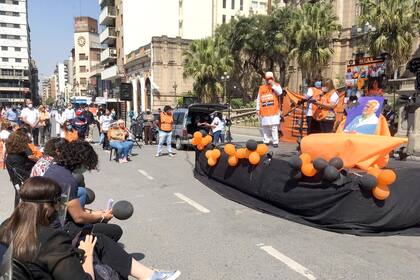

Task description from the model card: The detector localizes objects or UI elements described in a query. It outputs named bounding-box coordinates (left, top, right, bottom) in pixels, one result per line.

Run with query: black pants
left=306, top=116, right=312, bottom=135
left=86, top=233, right=132, bottom=279
left=39, top=126, right=50, bottom=146
left=92, top=223, right=123, bottom=242
left=102, top=132, right=110, bottom=149
left=144, top=126, right=153, bottom=144
left=320, top=120, right=335, bottom=133
left=32, top=127, right=39, bottom=146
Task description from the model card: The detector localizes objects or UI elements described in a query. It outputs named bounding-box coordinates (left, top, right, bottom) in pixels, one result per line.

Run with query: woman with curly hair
left=43, top=140, right=123, bottom=242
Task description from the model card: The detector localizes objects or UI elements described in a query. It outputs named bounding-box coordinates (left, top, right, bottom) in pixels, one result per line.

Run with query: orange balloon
left=197, top=144, right=205, bottom=151
left=301, top=163, right=317, bottom=177
left=211, top=149, right=221, bottom=159
left=377, top=169, right=397, bottom=186
left=193, top=131, right=202, bottom=140
left=228, top=155, right=238, bottom=166
left=192, top=138, right=198, bottom=146
left=245, top=149, right=251, bottom=159
left=256, top=144, right=269, bottom=156
left=224, top=144, right=236, bottom=156
left=299, top=153, right=312, bottom=164
left=372, top=185, right=390, bottom=200
left=205, top=150, right=211, bottom=158
left=208, top=157, right=217, bottom=166
left=236, top=148, right=247, bottom=159
left=203, top=135, right=212, bottom=146
left=367, top=166, right=381, bottom=178
left=248, top=151, right=261, bottom=165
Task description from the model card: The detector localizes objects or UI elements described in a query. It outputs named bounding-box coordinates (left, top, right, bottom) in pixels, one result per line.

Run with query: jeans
left=157, top=130, right=172, bottom=154
left=109, top=141, right=133, bottom=159
left=77, top=187, right=87, bottom=207
left=212, top=130, right=222, bottom=144
left=39, top=125, right=50, bottom=146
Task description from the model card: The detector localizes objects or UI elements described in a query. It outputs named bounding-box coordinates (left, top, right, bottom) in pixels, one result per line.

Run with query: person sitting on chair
left=108, top=119, right=134, bottom=163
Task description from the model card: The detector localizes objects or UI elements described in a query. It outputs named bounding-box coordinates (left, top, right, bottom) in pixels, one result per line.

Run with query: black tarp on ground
left=194, top=151, right=420, bottom=236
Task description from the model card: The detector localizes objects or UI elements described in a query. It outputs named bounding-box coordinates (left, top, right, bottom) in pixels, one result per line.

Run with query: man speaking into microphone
left=256, top=71, right=283, bottom=148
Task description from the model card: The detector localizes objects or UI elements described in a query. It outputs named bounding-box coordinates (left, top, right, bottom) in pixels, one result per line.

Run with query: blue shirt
left=6, top=109, right=18, bottom=122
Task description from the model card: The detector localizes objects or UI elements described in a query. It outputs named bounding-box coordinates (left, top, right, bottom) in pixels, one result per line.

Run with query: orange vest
left=308, top=87, right=322, bottom=114
left=313, top=90, right=337, bottom=121
left=160, top=112, right=173, bottom=132
left=258, top=84, right=280, bottom=117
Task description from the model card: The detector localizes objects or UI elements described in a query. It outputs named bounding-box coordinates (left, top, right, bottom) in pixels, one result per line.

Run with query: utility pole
left=268, top=0, right=272, bottom=15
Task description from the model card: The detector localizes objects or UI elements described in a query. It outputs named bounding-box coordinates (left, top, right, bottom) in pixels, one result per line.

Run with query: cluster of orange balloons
left=191, top=132, right=212, bottom=151
left=299, top=153, right=317, bottom=177
left=223, top=142, right=269, bottom=166
left=205, top=148, right=221, bottom=166
left=367, top=165, right=397, bottom=200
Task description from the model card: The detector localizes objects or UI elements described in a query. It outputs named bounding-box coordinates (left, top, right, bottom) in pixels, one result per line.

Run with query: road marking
left=258, top=245, right=316, bottom=280
left=137, top=169, right=154, bottom=180
left=174, top=193, right=210, bottom=213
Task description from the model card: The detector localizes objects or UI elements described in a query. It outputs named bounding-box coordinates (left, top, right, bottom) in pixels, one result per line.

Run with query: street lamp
left=221, top=72, right=230, bottom=103
left=221, top=72, right=232, bottom=142
left=172, top=81, right=178, bottom=107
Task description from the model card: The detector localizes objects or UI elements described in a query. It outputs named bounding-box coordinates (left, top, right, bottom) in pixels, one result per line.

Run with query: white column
left=140, top=77, right=146, bottom=112
left=132, top=78, right=138, bottom=117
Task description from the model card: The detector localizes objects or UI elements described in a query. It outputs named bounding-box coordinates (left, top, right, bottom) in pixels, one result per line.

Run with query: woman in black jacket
left=0, top=177, right=180, bottom=280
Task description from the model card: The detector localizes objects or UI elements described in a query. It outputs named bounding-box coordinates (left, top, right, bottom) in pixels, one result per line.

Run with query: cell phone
left=106, top=199, right=114, bottom=211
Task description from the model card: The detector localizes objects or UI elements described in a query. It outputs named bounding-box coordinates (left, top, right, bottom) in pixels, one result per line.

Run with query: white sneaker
left=155, top=153, right=161, bottom=157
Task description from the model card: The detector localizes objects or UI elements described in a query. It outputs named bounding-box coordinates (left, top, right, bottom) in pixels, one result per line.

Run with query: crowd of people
left=0, top=100, right=181, bottom=279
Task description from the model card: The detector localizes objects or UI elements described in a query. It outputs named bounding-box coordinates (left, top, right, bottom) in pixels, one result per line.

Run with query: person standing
left=210, top=112, right=225, bottom=144
left=256, top=71, right=283, bottom=148
left=64, top=103, right=76, bottom=121
left=156, top=105, right=174, bottom=157
left=143, top=110, right=154, bottom=145
left=313, top=79, right=339, bottom=133
left=55, top=108, right=66, bottom=138
left=20, top=99, right=39, bottom=146
left=99, top=109, right=113, bottom=149
left=6, top=106, right=19, bottom=126
left=82, top=105, right=95, bottom=142
left=38, top=105, right=50, bottom=146
left=304, top=81, right=323, bottom=135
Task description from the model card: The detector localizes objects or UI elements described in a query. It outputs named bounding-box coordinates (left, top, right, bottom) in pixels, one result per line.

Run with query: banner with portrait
left=344, top=96, right=384, bottom=135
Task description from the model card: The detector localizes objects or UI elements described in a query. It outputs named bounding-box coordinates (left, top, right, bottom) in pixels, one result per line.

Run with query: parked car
left=171, top=104, right=228, bottom=150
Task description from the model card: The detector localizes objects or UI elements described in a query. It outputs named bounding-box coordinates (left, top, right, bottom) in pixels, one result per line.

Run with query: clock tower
left=73, top=17, right=100, bottom=97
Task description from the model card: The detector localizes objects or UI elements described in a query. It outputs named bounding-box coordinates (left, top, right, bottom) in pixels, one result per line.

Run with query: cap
left=314, top=81, right=322, bottom=88
left=265, top=71, right=274, bottom=80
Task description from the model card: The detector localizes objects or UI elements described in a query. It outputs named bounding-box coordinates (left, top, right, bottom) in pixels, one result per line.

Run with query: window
left=13, top=35, right=19, bottom=39
left=15, top=58, right=21, bottom=62
left=251, top=0, right=258, bottom=10
left=12, top=12, right=19, bottom=16
left=80, top=66, right=87, bottom=72
left=15, top=47, right=20, bottom=51
left=222, top=0, right=226, bottom=8
left=80, top=78, right=87, bottom=85
left=79, top=53, right=87, bottom=60
left=0, top=35, right=6, bottom=39
left=240, top=0, right=243, bottom=10
left=13, top=24, right=19, bottom=28
left=2, top=58, right=8, bottom=62
left=0, top=0, right=4, bottom=3
left=0, top=23, right=5, bottom=27
left=13, top=0, right=19, bottom=4
left=1, top=46, right=7, bottom=51
left=222, top=14, right=226, bottom=24
left=231, top=0, right=235, bottom=9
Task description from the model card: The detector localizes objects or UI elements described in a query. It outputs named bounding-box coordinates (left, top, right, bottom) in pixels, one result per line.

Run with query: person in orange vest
left=313, top=78, right=340, bottom=133
left=156, top=105, right=174, bottom=157
left=304, top=80, right=323, bottom=134
left=256, top=71, right=283, bottom=148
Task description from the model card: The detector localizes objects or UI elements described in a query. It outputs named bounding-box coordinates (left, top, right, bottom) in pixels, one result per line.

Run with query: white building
left=0, top=0, right=32, bottom=104
left=55, top=62, right=68, bottom=97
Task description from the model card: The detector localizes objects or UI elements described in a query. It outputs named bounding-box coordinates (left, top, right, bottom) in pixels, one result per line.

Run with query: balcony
left=100, top=27, right=117, bottom=45
left=101, top=65, right=118, bottom=81
left=101, top=47, right=117, bottom=63
left=99, top=6, right=116, bottom=26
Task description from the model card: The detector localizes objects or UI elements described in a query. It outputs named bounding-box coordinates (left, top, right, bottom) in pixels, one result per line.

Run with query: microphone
left=85, top=188, right=95, bottom=205
left=112, top=200, right=134, bottom=220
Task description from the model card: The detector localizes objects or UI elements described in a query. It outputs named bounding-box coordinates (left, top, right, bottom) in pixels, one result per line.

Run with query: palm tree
left=358, top=0, right=420, bottom=76
left=289, top=2, right=341, bottom=83
left=183, top=38, right=233, bottom=102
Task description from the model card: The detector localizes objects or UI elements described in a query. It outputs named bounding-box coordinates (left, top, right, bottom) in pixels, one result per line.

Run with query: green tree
left=45, top=96, right=55, bottom=107
left=183, top=37, right=233, bottom=102
left=359, top=0, right=420, bottom=75
left=289, top=2, right=341, bottom=83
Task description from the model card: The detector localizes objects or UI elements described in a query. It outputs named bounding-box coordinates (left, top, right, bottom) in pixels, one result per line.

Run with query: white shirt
left=305, top=87, right=323, bottom=117
left=256, top=84, right=283, bottom=126
left=0, top=130, right=10, bottom=141
left=329, top=91, right=339, bottom=105
left=20, top=107, right=39, bottom=126
left=99, top=115, right=113, bottom=131
left=64, top=108, right=76, bottom=120
left=211, top=116, right=225, bottom=133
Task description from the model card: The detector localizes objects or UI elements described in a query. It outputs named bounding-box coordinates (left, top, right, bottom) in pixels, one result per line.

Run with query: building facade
left=73, top=17, right=101, bottom=96
left=125, top=36, right=194, bottom=112
left=0, top=0, right=35, bottom=104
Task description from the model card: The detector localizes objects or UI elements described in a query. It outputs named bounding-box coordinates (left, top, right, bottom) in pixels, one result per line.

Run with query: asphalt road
left=1, top=129, right=420, bottom=279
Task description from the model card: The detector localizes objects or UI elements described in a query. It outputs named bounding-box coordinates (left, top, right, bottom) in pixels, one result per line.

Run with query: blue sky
left=28, top=0, right=99, bottom=80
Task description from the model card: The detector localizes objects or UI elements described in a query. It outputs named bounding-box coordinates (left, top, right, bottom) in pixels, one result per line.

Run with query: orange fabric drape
left=28, top=143, right=43, bottom=160
left=301, top=133, right=407, bottom=170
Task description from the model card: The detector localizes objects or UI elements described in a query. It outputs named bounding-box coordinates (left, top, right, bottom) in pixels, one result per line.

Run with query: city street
left=1, top=138, right=420, bottom=280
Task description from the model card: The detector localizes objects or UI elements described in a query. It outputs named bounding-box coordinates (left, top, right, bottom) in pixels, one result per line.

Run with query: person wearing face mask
left=64, top=103, right=76, bottom=121
left=156, top=105, right=174, bottom=157
left=20, top=99, right=40, bottom=146
left=304, top=80, right=323, bottom=134
left=38, top=105, right=51, bottom=146
left=63, top=120, right=79, bottom=142
left=6, top=105, right=19, bottom=126
left=256, top=71, right=283, bottom=148
left=99, top=109, right=113, bottom=150
left=313, top=79, right=340, bottom=133
left=55, top=107, right=66, bottom=137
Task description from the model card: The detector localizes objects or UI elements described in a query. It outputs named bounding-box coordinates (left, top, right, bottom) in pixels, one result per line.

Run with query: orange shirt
left=64, top=130, right=79, bottom=142
left=258, top=84, right=281, bottom=117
